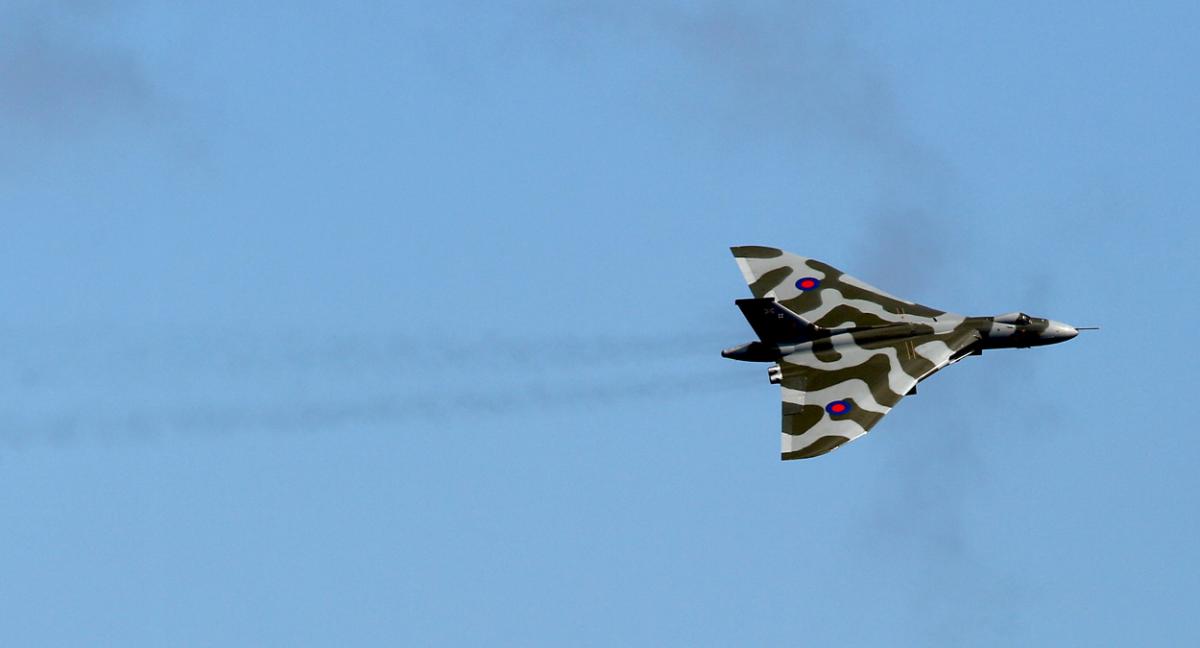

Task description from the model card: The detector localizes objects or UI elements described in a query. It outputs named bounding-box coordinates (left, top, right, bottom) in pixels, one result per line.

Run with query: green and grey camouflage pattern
left=723, top=246, right=1084, bottom=460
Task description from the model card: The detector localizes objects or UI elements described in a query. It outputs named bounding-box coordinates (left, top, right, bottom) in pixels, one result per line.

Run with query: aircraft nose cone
left=1045, top=321, right=1077, bottom=341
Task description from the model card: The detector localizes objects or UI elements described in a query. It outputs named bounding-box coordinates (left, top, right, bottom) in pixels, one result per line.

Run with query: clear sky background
left=2, top=1, right=1198, bottom=645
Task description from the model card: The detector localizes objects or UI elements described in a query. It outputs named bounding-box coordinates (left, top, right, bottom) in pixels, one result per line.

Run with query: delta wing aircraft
left=723, top=246, right=1091, bottom=460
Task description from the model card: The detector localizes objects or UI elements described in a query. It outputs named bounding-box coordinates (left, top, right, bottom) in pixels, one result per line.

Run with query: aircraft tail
left=735, top=298, right=824, bottom=344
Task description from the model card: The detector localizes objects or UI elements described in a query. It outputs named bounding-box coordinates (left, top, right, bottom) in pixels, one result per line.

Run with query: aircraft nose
left=1044, top=321, right=1078, bottom=341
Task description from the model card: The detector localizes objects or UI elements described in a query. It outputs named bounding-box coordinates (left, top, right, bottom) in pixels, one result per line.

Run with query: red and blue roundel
left=826, top=400, right=853, bottom=416
left=795, top=276, right=821, bottom=291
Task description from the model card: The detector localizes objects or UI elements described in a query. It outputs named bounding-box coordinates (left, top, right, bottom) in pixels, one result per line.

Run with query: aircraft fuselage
left=723, top=313, right=1078, bottom=362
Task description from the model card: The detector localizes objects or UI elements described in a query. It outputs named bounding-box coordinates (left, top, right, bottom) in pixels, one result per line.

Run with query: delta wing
left=731, top=246, right=963, bottom=329
left=778, top=329, right=980, bottom=459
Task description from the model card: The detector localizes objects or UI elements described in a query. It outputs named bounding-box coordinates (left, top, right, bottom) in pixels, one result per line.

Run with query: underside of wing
left=731, top=246, right=962, bottom=329
left=778, top=329, right=980, bottom=460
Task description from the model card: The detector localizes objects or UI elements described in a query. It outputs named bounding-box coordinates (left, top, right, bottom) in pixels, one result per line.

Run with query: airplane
left=722, top=246, right=1092, bottom=460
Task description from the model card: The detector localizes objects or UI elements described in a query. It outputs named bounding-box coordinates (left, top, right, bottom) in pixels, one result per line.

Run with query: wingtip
left=730, top=245, right=784, bottom=259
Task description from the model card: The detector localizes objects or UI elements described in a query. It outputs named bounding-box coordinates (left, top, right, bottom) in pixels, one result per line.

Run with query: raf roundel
left=795, top=276, right=821, bottom=291
left=825, top=400, right=853, bottom=416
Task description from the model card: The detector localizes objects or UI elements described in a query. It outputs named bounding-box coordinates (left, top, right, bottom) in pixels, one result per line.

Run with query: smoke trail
left=0, top=368, right=749, bottom=450
left=0, top=325, right=747, bottom=450
left=0, top=1, right=158, bottom=150
left=0, top=325, right=736, bottom=379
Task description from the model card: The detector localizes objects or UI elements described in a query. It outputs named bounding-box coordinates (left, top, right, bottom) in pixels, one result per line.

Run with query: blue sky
left=2, top=1, right=1198, bottom=645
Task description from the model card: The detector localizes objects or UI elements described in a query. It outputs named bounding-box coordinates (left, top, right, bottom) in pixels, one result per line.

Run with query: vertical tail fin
left=735, top=298, right=823, bottom=344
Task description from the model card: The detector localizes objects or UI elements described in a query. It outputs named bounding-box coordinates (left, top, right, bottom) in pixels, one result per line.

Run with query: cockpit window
left=996, top=312, right=1032, bottom=325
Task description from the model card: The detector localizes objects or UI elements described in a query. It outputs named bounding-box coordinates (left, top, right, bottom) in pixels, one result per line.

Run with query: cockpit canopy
left=995, top=312, right=1033, bottom=325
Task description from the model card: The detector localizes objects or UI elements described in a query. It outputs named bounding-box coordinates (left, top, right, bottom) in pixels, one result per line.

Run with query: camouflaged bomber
left=723, top=246, right=1090, bottom=460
